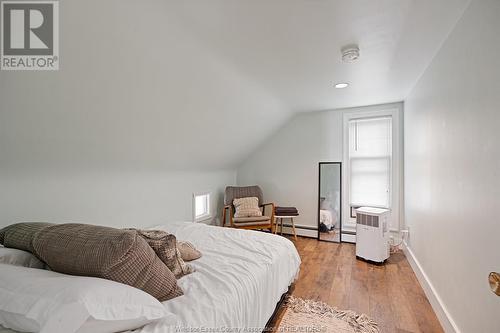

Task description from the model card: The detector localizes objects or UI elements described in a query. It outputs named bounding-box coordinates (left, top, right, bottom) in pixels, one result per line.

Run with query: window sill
left=194, top=215, right=213, bottom=223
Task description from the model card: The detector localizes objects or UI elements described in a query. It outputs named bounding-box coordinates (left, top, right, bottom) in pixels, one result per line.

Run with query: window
left=342, top=104, right=402, bottom=236
left=348, top=117, right=392, bottom=209
left=193, top=192, right=211, bottom=222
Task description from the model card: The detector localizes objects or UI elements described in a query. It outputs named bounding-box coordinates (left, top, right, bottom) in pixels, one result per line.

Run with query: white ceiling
left=0, top=0, right=470, bottom=171
left=171, top=0, right=470, bottom=112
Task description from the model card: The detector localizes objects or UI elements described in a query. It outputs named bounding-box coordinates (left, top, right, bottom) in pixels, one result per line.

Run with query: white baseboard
left=402, top=241, right=460, bottom=333
left=278, top=224, right=317, bottom=238
left=341, top=233, right=356, bottom=243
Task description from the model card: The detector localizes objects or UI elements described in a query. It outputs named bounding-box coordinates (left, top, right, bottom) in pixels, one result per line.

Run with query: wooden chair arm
left=260, top=202, right=276, bottom=233
left=259, top=202, right=275, bottom=208
left=222, top=205, right=234, bottom=227
left=260, top=202, right=275, bottom=214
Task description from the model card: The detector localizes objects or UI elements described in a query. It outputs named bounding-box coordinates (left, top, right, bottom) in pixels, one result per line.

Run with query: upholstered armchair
left=222, top=185, right=275, bottom=232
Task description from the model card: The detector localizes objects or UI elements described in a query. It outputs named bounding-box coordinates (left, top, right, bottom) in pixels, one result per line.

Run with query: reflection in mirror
left=318, top=162, right=341, bottom=242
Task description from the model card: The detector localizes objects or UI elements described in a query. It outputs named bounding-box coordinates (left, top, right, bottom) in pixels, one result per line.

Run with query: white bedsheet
left=0, top=222, right=300, bottom=333
left=129, top=222, right=301, bottom=333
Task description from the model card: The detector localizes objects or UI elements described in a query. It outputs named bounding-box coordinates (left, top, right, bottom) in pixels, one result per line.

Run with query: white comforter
left=0, top=222, right=300, bottom=333
left=130, top=222, right=301, bottom=332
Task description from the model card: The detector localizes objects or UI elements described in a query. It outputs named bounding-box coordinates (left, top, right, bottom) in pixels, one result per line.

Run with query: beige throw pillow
left=0, top=222, right=54, bottom=253
left=133, top=229, right=194, bottom=279
left=233, top=197, right=262, bottom=218
left=32, top=223, right=183, bottom=302
left=177, top=241, right=202, bottom=261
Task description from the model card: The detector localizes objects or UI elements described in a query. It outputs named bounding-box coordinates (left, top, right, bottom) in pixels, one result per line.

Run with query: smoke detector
left=341, top=44, right=360, bottom=63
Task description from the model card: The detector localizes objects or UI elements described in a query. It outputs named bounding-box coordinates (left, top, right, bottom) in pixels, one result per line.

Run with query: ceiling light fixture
left=335, top=83, right=349, bottom=89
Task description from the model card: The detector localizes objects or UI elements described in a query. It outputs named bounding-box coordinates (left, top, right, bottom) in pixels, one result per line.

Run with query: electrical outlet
left=390, top=236, right=394, bottom=244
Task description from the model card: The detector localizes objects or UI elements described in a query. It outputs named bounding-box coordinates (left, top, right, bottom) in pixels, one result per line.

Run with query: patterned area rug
left=279, top=296, right=379, bottom=333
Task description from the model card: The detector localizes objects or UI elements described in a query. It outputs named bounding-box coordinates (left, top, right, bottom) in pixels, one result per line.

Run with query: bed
left=0, top=221, right=301, bottom=333
left=320, top=209, right=338, bottom=230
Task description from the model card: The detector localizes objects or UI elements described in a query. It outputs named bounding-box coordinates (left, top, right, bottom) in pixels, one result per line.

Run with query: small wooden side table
left=274, top=215, right=298, bottom=241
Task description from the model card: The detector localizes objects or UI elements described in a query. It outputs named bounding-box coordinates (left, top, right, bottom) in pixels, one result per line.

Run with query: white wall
left=237, top=110, right=341, bottom=234
left=0, top=169, right=235, bottom=229
left=237, top=102, right=402, bottom=236
left=404, top=0, right=500, bottom=331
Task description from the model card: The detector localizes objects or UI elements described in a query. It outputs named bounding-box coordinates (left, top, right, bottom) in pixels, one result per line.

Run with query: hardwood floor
left=269, top=237, right=443, bottom=333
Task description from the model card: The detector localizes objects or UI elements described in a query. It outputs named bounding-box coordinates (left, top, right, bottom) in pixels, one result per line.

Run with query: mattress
left=0, top=221, right=301, bottom=333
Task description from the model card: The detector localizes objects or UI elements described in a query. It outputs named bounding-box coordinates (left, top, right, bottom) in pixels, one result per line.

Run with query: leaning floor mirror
left=318, top=162, right=342, bottom=242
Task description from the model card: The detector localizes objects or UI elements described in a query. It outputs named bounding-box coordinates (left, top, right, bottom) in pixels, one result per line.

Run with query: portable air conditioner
left=355, top=207, right=390, bottom=263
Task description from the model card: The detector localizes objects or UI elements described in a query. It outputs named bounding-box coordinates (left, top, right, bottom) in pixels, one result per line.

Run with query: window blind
left=349, top=117, right=392, bottom=208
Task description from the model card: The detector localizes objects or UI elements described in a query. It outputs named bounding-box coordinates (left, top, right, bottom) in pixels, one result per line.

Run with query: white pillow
left=0, top=264, right=175, bottom=333
left=0, top=246, right=45, bottom=269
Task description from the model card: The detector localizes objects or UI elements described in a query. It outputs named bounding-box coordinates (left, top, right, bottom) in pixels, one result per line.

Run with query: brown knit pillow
left=133, top=229, right=193, bottom=278
left=177, top=241, right=202, bottom=261
left=32, top=223, right=183, bottom=301
left=0, top=222, right=54, bottom=252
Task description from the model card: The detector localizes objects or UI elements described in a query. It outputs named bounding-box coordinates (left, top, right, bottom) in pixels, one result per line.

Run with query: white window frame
left=193, top=192, right=212, bottom=222
left=342, top=103, right=403, bottom=234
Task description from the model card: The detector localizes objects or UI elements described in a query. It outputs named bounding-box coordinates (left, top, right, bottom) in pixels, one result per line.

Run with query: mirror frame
left=317, top=162, right=342, bottom=243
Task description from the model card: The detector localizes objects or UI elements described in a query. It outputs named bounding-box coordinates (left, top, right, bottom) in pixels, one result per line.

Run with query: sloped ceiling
left=0, top=0, right=469, bottom=171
